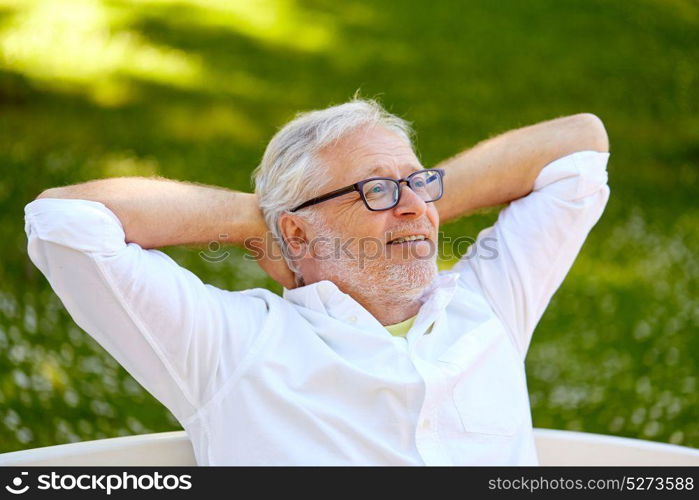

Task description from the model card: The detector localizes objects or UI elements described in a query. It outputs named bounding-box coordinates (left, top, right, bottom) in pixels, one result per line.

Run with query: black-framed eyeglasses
left=290, top=168, right=445, bottom=212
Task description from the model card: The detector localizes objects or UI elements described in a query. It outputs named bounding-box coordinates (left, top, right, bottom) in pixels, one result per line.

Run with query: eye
left=412, top=178, right=426, bottom=188
left=370, top=185, right=384, bottom=193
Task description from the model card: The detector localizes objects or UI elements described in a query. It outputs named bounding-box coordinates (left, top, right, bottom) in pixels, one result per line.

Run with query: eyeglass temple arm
left=289, top=184, right=360, bottom=212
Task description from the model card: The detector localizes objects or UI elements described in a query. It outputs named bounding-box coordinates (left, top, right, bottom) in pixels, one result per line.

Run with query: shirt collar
left=282, top=270, right=461, bottom=330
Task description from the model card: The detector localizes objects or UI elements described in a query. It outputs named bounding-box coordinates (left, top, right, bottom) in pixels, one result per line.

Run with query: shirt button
left=348, top=315, right=357, bottom=324
left=420, top=418, right=431, bottom=430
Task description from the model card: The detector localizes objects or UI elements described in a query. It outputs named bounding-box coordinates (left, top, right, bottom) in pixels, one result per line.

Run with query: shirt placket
left=410, top=354, right=453, bottom=465
left=407, top=279, right=459, bottom=466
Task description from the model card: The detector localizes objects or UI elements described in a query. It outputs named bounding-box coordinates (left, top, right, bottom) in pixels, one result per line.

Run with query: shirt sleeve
left=24, top=198, right=269, bottom=423
left=452, top=150, right=611, bottom=359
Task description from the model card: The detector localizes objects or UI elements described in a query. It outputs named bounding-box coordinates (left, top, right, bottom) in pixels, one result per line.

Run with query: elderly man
left=24, top=98, right=610, bottom=465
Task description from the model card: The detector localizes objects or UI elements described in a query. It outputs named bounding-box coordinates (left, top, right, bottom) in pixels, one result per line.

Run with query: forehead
left=319, top=126, right=421, bottom=184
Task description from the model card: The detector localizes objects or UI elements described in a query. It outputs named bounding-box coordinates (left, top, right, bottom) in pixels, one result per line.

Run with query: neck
left=340, top=283, right=424, bottom=326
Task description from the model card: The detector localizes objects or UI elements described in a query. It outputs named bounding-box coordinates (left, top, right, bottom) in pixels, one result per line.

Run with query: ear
left=278, top=212, right=310, bottom=259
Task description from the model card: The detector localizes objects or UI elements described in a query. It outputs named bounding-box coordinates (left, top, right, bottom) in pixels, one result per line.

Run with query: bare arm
left=37, top=177, right=296, bottom=288
left=434, top=113, right=610, bottom=223
left=37, top=177, right=262, bottom=249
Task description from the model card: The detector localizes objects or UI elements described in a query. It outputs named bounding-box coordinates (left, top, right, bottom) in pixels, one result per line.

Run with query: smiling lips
left=387, top=234, right=427, bottom=245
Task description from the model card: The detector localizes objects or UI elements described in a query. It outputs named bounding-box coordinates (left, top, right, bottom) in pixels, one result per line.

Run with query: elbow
left=36, top=187, right=69, bottom=200
left=36, top=188, right=57, bottom=200
left=574, top=113, right=610, bottom=153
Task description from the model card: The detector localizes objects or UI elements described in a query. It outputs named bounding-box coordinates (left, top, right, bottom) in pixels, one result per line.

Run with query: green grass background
left=1, top=0, right=697, bottom=453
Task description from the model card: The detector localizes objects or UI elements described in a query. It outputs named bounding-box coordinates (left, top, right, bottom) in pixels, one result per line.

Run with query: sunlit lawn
left=0, top=0, right=697, bottom=452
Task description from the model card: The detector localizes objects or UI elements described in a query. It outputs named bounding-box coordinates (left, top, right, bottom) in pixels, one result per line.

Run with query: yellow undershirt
left=385, top=315, right=416, bottom=337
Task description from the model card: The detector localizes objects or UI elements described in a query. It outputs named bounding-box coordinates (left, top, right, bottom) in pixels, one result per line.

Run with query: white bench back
left=1, top=429, right=698, bottom=466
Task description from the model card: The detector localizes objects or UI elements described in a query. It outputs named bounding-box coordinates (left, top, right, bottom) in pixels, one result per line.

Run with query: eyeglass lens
left=361, top=171, right=442, bottom=210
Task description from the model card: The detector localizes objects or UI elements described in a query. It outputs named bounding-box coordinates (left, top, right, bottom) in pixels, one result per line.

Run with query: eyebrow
left=364, top=164, right=424, bottom=178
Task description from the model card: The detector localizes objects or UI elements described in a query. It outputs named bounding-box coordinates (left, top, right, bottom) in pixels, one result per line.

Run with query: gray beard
left=308, top=222, right=438, bottom=304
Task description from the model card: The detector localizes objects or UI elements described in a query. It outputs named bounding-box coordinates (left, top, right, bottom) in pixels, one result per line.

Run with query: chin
left=384, top=258, right=438, bottom=291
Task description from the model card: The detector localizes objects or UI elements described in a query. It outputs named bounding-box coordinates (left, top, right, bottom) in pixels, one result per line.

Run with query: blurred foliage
left=1, top=0, right=697, bottom=453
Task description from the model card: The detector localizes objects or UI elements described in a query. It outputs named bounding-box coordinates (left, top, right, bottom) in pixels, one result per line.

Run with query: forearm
left=434, top=113, right=609, bottom=222
left=36, top=177, right=265, bottom=249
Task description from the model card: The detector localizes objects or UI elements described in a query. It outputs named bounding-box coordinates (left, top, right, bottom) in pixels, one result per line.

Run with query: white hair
left=252, top=97, right=415, bottom=279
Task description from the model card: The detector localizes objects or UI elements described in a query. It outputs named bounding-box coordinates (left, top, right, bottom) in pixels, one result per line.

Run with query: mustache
left=313, top=220, right=436, bottom=240
left=383, top=224, right=435, bottom=239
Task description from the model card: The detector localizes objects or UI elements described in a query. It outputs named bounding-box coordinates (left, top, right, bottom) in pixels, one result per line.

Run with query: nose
left=392, top=183, right=427, bottom=218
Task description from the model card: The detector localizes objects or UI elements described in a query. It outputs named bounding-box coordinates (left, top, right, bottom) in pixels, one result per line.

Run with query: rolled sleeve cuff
left=24, top=198, right=127, bottom=255
left=533, top=150, right=610, bottom=201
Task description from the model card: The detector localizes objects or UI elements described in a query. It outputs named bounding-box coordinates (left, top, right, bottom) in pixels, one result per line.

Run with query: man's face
left=297, top=125, right=440, bottom=298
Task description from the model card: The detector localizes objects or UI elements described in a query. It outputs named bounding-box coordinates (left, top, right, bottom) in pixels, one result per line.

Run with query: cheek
left=427, top=206, right=440, bottom=230
left=343, top=213, right=393, bottom=256
left=343, top=209, right=388, bottom=237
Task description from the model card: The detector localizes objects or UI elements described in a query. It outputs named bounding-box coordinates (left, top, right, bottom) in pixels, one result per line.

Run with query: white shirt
left=24, top=150, right=610, bottom=465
